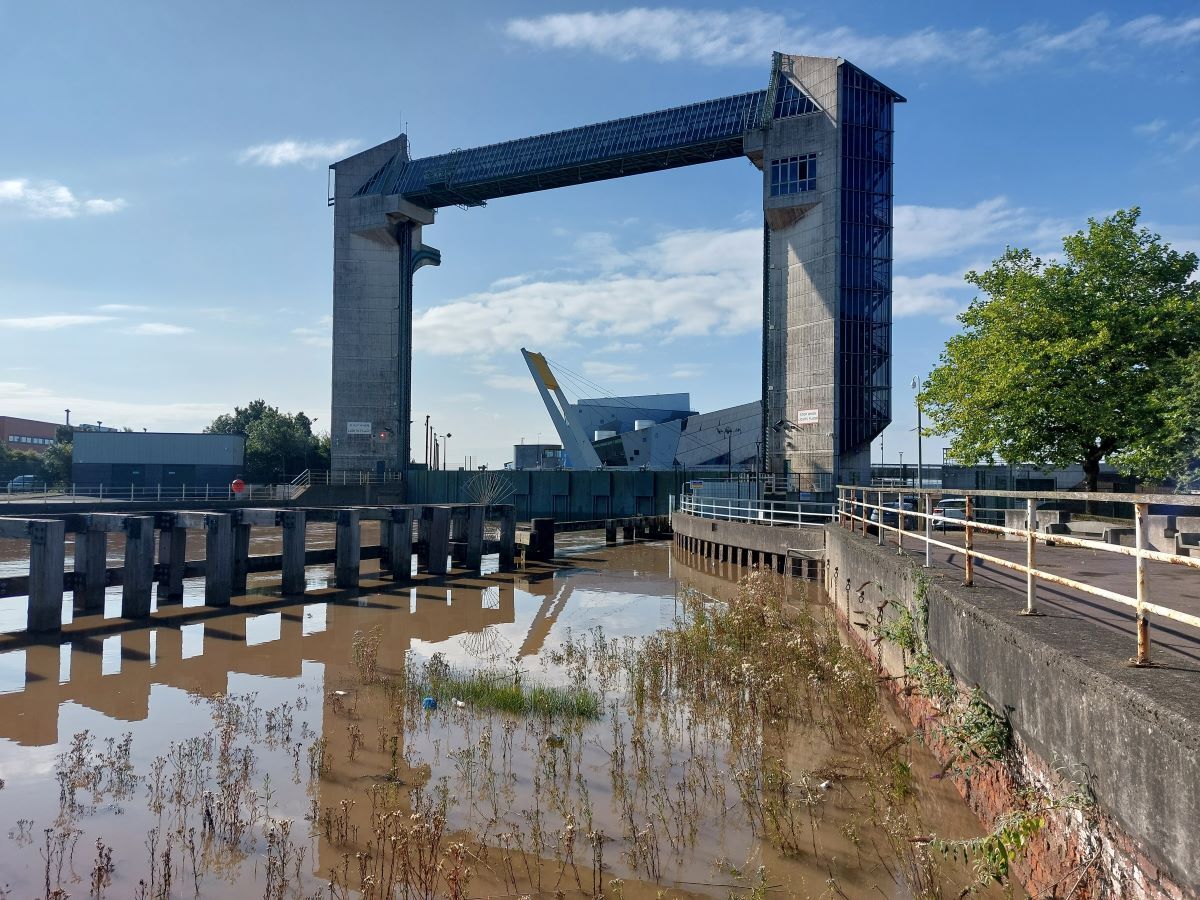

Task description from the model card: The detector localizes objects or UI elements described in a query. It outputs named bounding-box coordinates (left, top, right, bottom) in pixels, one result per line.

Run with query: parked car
left=6, top=474, right=45, bottom=493
left=869, top=499, right=917, bottom=530
left=933, top=497, right=969, bottom=530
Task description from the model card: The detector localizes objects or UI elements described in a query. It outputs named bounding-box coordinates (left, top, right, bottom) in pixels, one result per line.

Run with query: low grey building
left=72, top=432, right=245, bottom=489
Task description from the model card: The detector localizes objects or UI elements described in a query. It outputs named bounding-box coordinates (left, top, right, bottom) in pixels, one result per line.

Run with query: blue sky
left=1, top=1, right=1198, bottom=470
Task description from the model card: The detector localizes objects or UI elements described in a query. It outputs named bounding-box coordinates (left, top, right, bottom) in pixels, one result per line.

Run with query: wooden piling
left=387, top=507, right=414, bottom=582
left=279, top=510, right=307, bottom=595
left=231, top=517, right=252, bottom=594
left=73, top=526, right=108, bottom=612
left=204, top=513, right=233, bottom=607
left=605, top=520, right=617, bottom=545
left=465, top=504, right=485, bottom=572
left=497, top=505, right=516, bottom=572
left=121, top=516, right=156, bottom=618
left=427, top=506, right=451, bottom=576
left=335, top=509, right=362, bottom=588
left=155, top=515, right=187, bottom=603
left=27, top=519, right=66, bottom=633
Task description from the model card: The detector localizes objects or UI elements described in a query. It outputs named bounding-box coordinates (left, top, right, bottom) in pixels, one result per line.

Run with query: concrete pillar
left=529, top=518, right=555, bottom=563
left=386, top=507, right=414, bottom=582
left=335, top=509, right=362, bottom=588
left=416, top=506, right=431, bottom=570
left=73, top=528, right=108, bottom=612
left=156, top=526, right=186, bottom=603
left=204, top=513, right=233, bottom=607
left=28, top=519, right=66, bottom=633
left=121, top=515, right=156, bottom=618
left=497, top=505, right=516, bottom=572
left=279, top=510, right=307, bottom=595
left=623, top=524, right=635, bottom=541
left=231, top=521, right=252, bottom=594
left=605, top=520, right=617, bottom=545
left=450, top=506, right=469, bottom=565
left=464, top=504, right=485, bottom=573
left=426, top=506, right=451, bottom=576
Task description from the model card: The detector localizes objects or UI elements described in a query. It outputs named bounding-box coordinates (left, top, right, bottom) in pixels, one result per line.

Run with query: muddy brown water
left=0, top=531, right=1011, bottom=898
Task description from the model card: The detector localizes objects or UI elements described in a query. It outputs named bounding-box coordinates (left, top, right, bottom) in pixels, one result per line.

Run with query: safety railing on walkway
left=836, top=485, right=1200, bottom=666
left=680, top=494, right=836, bottom=527
left=0, top=483, right=299, bottom=504
left=297, top=470, right=404, bottom=487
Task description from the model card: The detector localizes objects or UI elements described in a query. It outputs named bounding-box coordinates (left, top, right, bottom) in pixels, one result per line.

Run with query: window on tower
left=769, top=154, right=816, bottom=196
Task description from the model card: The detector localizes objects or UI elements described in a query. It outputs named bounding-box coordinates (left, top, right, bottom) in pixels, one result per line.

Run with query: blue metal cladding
left=838, top=62, right=898, bottom=453
left=357, top=91, right=767, bottom=208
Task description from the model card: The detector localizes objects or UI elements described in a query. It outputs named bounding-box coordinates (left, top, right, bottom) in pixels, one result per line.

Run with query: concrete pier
left=0, top=502, right=522, bottom=633
left=335, top=509, right=361, bottom=588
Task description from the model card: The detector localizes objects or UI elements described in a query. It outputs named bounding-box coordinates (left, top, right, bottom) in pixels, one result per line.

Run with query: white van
left=933, top=497, right=968, bottom=530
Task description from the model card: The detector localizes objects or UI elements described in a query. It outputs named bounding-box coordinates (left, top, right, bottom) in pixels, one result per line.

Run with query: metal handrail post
left=964, top=495, right=974, bottom=586
left=896, top=490, right=904, bottom=553
left=1134, top=501, right=1150, bottom=666
left=924, top=494, right=932, bottom=567
left=876, top=491, right=883, bottom=545
left=1024, top=498, right=1038, bottom=614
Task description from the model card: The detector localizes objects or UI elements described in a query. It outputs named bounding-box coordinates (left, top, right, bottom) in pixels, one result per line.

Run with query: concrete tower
left=329, top=135, right=440, bottom=477
left=747, top=54, right=903, bottom=493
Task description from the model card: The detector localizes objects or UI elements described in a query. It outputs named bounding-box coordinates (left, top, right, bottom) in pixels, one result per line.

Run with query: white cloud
left=670, top=365, right=706, bottom=379
left=1167, top=124, right=1200, bottom=156
left=239, top=139, right=359, bottom=167
left=582, top=360, right=643, bottom=383
left=96, top=303, right=153, bottom=313
left=0, top=381, right=227, bottom=431
left=128, top=322, right=193, bottom=336
left=893, top=273, right=966, bottom=319
left=0, top=179, right=125, bottom=219
left=0, top=314, right=113, bottom=329
left=413, top=227, right=762, bottom=357
left=505, top=9, right=1194, bottom=71
left=893, top=197, right=1068, bottom=263
left=1134, top=119, right=1167, bottom=137
left=1117, top=15, right=1200, bottom=46
left=292, top=315, right=332, bottom=348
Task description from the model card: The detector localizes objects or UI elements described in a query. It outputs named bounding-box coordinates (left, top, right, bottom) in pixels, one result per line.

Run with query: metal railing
left=297, top=470, right=404, bottom=487
left=0, top=482, right=299, bottom=504
left=836, top=485, right=1200, bottom=666
left=680, top=494, right=836, bottom=527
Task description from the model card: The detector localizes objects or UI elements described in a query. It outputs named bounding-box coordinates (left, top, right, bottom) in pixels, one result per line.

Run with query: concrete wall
left=406, top=469, right=697, bottom=520
left=672, top=510, right=824, bottom=557
left=826, top=525, right=1200, bottom=897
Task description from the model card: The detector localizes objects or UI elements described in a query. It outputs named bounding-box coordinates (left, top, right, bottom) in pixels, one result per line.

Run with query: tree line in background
left=204, top=399, right=330, bottom=482
left=922, top=208, right=1200, bottom=492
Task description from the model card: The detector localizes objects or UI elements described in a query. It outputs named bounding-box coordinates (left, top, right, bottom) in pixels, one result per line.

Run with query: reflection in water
left=0, top=536, right=1007, bottom=898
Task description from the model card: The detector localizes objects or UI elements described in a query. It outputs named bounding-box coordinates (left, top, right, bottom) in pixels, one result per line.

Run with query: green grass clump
left=417, top=665, right=601, bottom=719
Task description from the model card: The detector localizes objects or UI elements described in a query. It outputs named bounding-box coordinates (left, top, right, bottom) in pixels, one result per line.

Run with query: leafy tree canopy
left=205, top=399, right=329, bottom=482
left=921, top=208, right=1200, bottom=491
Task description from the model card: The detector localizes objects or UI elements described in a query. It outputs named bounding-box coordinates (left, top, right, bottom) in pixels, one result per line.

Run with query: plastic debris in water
left=333, top=690, right=348, bottom=697
left=453, top=698, right=466, bottom=709
left=421, top=697, right=437, bottom=711
left=819, top=780, right=833, bottom=791
left=546, top=734, right=565, bottom=749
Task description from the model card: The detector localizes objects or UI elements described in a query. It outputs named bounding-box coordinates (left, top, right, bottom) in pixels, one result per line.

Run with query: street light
left=899, top=450, right=904, bottom=487
left=911, top=375, right=924, bottom=490
left=444, top=433, right=452, bottom=471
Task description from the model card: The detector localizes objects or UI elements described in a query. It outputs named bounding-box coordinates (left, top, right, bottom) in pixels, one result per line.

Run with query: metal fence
left=836, top=485, right=1200, bottom=666
left=0, top=482, right=298, bottom=503
left=679, top=494, right=836, bottom=527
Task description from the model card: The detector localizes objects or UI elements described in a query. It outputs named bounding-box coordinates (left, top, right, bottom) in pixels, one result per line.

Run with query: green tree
left=922, top=208, right=1200, bottom=491
left=205, top=399, right=324, bottom=482
left=39, top=440, right=72, bottom=484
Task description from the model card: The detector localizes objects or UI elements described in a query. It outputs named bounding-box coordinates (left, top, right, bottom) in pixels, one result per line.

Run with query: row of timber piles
left=0, top=504, right=516, bottom=634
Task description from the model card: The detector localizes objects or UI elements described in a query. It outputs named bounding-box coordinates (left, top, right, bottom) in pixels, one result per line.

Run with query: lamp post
left=911, top=376, right=924, bottom=490
left=899, top=451, right=904, bottom=487
left=444, top=433, right=452, bottom=471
